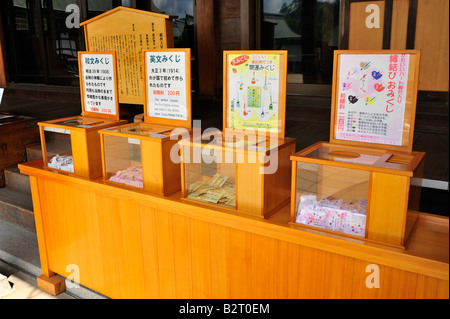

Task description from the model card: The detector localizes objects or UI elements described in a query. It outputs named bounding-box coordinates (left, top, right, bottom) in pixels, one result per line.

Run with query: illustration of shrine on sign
left=80, top=6, right=176, bottom=105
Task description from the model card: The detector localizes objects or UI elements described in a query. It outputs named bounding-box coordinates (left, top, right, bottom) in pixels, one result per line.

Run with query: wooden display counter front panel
left=20, top=161, right=448, bottom=299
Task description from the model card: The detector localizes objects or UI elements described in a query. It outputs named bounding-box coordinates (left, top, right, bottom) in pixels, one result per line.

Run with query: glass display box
left=180, top=134, right=296, bottom=218
left=178, top=50, right=296, bottom=218
left=39, top=117, right=126, bottom=178
left=99, top=122, right=187, bottom=195
left=99, top=48, right=192, bottom=195
left=38, top=52, right=126, bottom=179
left=290, top=50, right=424, bottom=247
left=291, top=142, right=425, bottom=244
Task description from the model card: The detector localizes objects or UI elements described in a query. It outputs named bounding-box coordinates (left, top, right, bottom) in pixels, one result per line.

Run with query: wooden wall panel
left=0, top=15, right=6, bottom=87
left=228, top=229, right=253, bottom=298
left=415, top=275, right=450, bottom=299
left=348, top=1, right=385, bottom=50
left=367, top=172, right=409, bottom=246
left=414, top=0, right=449, bottom=91
left=272, top=240, right=289, bottom=298
left=196, top=0, right=218, bottom=97
left=209, top=224, right=230, bottom=298
left=296, top=246, right=326, bottom=298
left=250, top=234, right=275, bottom=298
left=24, top=165, right=448, bottom=299
left=171, top=214, right=193, bottom=298
left=138, top=206, right=160, bottom=298
left=190, top=219, right=212, bottom=298
left=323, top=253, right=356, bottom=298
left=381, top=267, right=418, bottom=298
left=390, top=0, right=409, bottom=49
left=350, top=259, right=384, bottom=298
left=154, top=209, right=177, bottom=298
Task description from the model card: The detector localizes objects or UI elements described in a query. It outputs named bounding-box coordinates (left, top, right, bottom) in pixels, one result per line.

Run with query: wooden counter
left=19, top=160, right=449, bottom=299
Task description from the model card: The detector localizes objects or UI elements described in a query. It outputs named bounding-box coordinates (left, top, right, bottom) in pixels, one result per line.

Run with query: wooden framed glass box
left=290, top=50, right=423, bottom=247
left=38, top=52, right=126, bottom=178
left=291, top=142, right=425, bottom=245
left=180, top=134, right=296, bottom=218
left=179, top=50, right=296, bottom=218
left=99, top=48, right=192, bottom=195
left=99, top=123, right=187, bottom=195
left=39, top=117, right=125, bottom=177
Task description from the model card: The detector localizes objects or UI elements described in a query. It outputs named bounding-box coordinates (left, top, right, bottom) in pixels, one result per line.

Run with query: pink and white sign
left=336, top=54, right=410, bottom=146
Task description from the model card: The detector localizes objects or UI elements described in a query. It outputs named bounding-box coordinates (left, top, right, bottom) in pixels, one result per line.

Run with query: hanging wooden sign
left=80, top=7, right=175, bottom=105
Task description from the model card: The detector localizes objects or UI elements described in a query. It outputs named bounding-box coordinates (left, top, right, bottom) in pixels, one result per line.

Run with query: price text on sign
left=81, top=53, right=117, bottom=116
left=146, top=51, right=188, bottom=121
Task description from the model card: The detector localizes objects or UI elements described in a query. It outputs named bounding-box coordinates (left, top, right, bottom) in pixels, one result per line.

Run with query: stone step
left=25, top=144, right=43, bottom=162
left=4, top=167, right=31, bottom=195
left=25, top=141, right=72, bottom=162
left=0, top=187, right=35, bottom=232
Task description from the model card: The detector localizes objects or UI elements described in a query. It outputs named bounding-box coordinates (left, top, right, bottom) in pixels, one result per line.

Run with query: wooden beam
left=196, top=0, right=217, bottom=98
left=0, top=13, right=8, bottom=87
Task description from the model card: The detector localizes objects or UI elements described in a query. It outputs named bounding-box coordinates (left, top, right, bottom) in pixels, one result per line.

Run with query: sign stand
left=98, top=49, right=192, bottom=195
left=179, top=50, right=296, bottom=218
left=38, top=52, right=126, bottom=179
left=223, top=50, right=288, bottom=139
left=290, top=50, right=425, bottom=247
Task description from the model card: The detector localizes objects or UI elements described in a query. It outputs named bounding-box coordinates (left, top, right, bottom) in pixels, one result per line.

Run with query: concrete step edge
left=4, top=167, right=31, bottom=194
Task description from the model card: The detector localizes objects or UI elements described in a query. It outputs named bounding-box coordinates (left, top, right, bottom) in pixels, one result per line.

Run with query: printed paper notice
left=227, top=53, right=281, bottom=133
left=146, top=51, right=187, bottom=121
left=336, top=54, right=410, bottom=146
left=81, top=53, right=117, bottom=116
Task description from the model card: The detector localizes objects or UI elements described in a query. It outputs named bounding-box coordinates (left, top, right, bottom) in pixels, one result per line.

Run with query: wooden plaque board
left=80, top=7, right=175, bottom=105
left=143, top=48, right=191, bottom=129
left=330, top=50, right=421, bottom=152
left=223, top=51, right=288, bottom=138
left=78, top=51, right=120, bottom=121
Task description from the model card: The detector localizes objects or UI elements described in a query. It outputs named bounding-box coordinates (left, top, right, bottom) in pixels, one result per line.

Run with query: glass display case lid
left=38, top=116, right=123, bottom=132
left=53, top=117, right=111, bottom=128
left=100, top=122, right=187, bottom=140
left=294, top=142, right=425, bottom=175
left=179, top=133, right=294, bottom=154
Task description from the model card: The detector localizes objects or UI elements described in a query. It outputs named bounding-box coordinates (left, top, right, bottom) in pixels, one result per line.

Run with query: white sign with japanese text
left=336, top=53, right=410, bottom=146
left=81, top=53, right=117, bottom=116
left=145, top=51, right=188, bottom=121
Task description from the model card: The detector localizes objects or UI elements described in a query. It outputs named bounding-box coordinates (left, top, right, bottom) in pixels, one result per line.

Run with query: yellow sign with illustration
left=226, top=53, right=284, bottom=134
